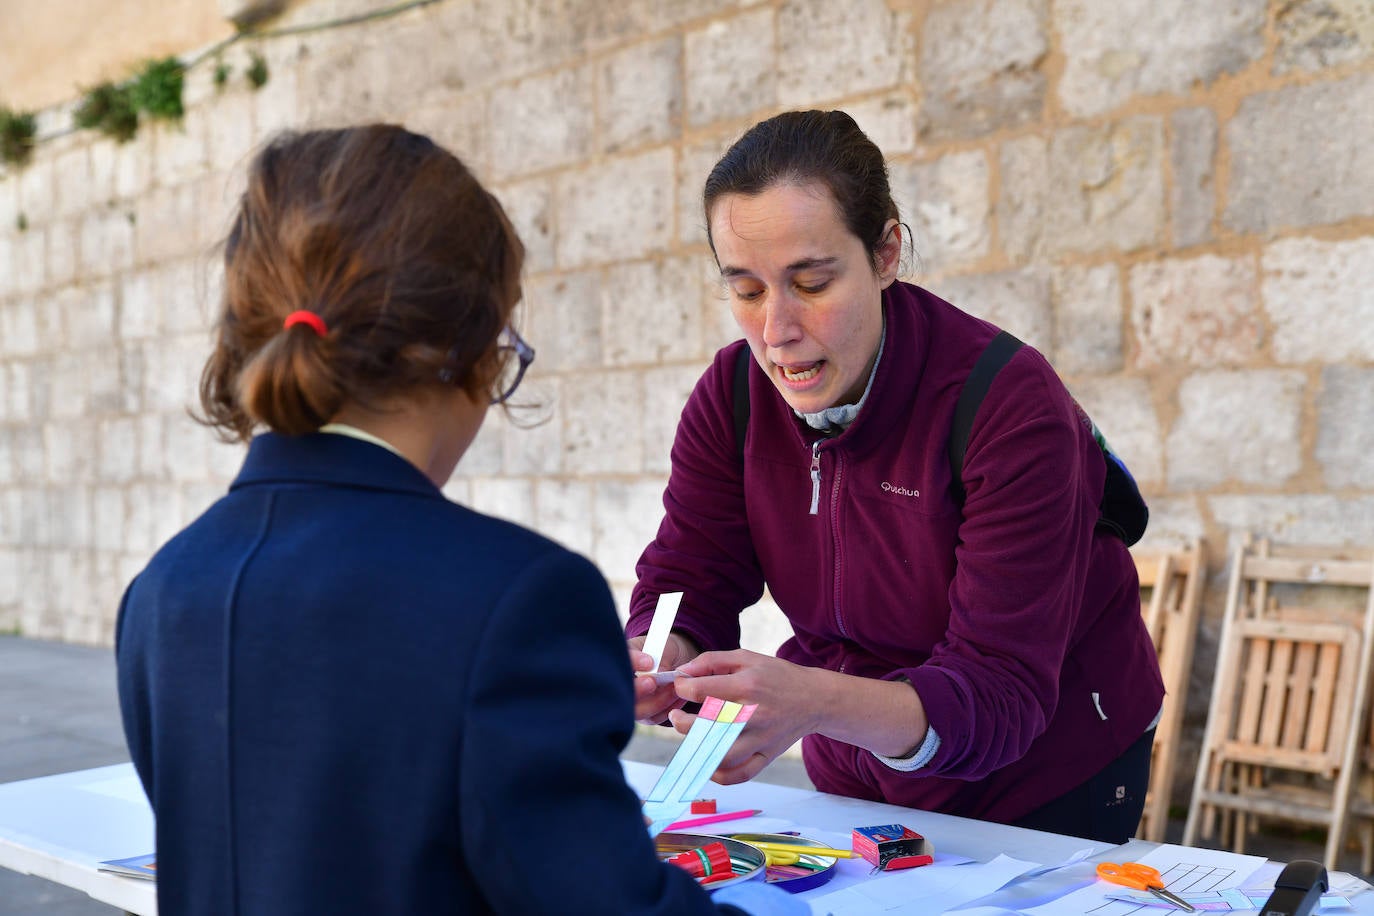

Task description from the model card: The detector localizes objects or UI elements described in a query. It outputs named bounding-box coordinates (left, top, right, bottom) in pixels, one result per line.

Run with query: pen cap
left=667, top=842, right=733, bottom=878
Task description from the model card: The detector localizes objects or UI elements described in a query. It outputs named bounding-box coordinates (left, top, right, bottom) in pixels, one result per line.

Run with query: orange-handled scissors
left=1096, top=862, right=1196, bottom=912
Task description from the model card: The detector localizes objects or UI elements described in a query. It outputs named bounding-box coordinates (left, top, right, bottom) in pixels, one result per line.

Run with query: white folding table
left=0, top=760, right=1363, bottom=915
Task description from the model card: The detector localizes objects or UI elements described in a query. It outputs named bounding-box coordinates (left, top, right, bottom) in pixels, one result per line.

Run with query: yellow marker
left=747, top=841, right=855, bottom=859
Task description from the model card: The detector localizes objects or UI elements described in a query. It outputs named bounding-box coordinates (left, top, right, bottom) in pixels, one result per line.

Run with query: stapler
left=1257, top=859, right=1327, bottom=916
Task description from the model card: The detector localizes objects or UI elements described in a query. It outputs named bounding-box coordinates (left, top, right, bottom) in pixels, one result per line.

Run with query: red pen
left=667, top=809, right=763, bottom=831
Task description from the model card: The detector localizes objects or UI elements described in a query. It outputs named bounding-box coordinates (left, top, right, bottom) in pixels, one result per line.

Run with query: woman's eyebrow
left=786, top=256, right=838, bottom=272
left=720, top=256, right=838, bottom=278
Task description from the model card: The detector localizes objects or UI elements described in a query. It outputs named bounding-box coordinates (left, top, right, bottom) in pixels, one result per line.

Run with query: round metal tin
left=727, top=832, right=840, bottom=893
left=655, top=832, right=766, bottom=890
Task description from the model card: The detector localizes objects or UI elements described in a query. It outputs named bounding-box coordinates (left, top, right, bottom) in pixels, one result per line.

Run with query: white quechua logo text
left=880, top=481, right=919, bottom=498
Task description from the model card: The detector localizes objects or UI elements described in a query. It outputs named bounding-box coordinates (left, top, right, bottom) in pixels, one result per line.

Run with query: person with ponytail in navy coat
left=115, top=125, right=799, bottom=916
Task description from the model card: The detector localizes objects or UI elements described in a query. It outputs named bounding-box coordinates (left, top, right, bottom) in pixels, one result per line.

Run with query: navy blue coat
left=115, top=432, right=731, bottom=915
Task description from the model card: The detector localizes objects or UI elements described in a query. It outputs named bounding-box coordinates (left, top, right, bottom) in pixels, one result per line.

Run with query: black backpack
left=730, top=331, right=1148, bottom=545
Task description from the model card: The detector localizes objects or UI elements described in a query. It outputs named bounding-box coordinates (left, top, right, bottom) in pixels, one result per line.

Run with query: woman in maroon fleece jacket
left=626, top=110, right=1163, bottom=843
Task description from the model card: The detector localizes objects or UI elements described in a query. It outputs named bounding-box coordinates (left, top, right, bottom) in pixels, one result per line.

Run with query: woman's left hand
left=670, top=649, right=823, bottom=785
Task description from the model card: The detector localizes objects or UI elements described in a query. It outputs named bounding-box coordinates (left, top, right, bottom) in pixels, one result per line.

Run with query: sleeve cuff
left=872, top=726, right=940, bottom=772
left=713, top=880, right=810, bottom=915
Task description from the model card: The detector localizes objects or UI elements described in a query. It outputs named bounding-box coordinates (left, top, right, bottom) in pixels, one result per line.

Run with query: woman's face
left=709, top=181, right=899, bottom=415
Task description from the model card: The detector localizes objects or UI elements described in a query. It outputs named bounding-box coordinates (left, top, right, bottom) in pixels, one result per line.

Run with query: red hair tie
left=283, top=310, right=327, bottom=337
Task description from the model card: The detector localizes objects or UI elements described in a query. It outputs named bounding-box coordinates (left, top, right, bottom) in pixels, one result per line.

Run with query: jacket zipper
left=808, top=440, right=822, bottom=515
left=830, top=450, right=848, bottom=641
left=807, top=438, right=850, bottom=644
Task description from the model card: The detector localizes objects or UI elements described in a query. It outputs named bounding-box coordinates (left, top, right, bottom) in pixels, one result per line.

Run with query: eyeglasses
left=490, top=324, right=535, bottom=405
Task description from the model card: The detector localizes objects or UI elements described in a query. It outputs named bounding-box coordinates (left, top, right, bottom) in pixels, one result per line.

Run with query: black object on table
left=1257, top=859, right=1328, bottom=916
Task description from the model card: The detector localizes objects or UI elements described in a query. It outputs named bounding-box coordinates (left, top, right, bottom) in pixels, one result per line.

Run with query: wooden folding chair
left=1348, top=633, right=1374, bottom=873
left=1133, top=539, right=1207, bottom=843
left=1182, top=538, right=1374, bottom=868
left=1354, top=703, right=1374, bottom=873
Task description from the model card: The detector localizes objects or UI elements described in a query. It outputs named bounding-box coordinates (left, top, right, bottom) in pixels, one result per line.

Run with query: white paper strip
left=640, top=591, right=682, bottom=673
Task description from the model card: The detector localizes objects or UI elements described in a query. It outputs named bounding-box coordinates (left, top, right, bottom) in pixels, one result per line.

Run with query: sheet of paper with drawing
left=642, top=697, right=757, bottom=837
left=1021, top=844, right=1267, bottom=916
left=1102, top=886, right=1354, bottom=911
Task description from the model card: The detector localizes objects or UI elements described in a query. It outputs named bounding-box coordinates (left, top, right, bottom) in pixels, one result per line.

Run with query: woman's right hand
left=629, top=633, right=700, bottom=724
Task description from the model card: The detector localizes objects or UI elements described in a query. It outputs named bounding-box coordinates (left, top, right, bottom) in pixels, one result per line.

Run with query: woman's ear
left=876, top=219, right=902, bottom=288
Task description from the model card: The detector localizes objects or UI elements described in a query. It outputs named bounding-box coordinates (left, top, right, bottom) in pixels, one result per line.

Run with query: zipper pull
left=809, top=440, right=822, bottom=515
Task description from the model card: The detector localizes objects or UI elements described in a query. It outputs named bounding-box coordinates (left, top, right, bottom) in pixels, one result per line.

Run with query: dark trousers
left=1011, top=727, right=1155, bottom=844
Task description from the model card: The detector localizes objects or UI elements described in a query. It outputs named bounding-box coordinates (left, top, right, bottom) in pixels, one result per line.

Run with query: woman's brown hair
left=703, top=109, right=906, bottom=270
left=198, top=124, right=524, bottom=441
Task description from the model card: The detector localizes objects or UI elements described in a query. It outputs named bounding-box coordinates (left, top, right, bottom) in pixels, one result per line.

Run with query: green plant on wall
left=73, top=82, right=139, bottom=142
left=247, top=52, right=270, bottom=89
left=130, top=57, right=185, bottom=121
left=72, top=56, right=188, bottom=144
left=23, top=0, right=437, bottom=159
left=0, top=107, right=37, bottom=167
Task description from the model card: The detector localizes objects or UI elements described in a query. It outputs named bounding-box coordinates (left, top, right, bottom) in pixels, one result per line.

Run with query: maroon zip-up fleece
left=627, top=280, right=1164, bottom=825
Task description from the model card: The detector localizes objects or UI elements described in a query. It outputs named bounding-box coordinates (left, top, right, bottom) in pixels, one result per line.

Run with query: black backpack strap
left=733, top=345, right=751, bottom=464
left=948, top=330, right=1024, bottom=503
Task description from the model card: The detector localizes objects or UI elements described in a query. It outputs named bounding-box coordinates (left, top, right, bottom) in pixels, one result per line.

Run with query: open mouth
left=779, top=361, right=823, bottom=383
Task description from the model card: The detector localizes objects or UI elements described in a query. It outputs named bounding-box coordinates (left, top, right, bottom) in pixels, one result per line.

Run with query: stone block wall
left=2, top=0, right=1373, bottom=787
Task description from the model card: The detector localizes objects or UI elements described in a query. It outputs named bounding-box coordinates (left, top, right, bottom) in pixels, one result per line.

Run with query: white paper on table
left=1100, top=858, right=1364, bottom=912
left=944, top=849, right=1107, bottom=914
left=1016, top=848, right=1096, bottom=880
left=805, top=853, right=1040, bottom=915
left=1245, top=861, right=1372, bottom=899
left=1018, top=843, right=1266, bottom=916
left=793, top=851, right=980, bottom=911
left=1329, top=870, right=1374, bottom=897
left=1329, top=871, right=1373, bottom=897
left=1104, top=887, right=1354, bottom=910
